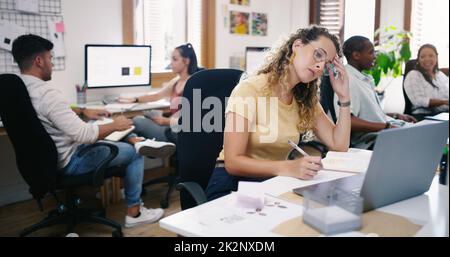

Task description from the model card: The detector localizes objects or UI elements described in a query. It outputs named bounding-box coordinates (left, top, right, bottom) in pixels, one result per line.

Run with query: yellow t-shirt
left=218, top=73, right=317, bottom=161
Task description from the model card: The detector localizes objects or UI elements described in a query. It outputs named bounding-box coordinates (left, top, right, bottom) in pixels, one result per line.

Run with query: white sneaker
left=124, top=204, right=164, bottom=228
left=134, top=139, right=176, bottom=158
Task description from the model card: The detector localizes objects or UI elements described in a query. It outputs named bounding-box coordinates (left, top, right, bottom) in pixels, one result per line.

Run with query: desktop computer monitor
left=85, top=45, right=152, bottom=89
left=245, top=47, right=269, bottom=74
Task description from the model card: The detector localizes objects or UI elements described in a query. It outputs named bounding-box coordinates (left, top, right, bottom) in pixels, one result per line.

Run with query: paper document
left=425, top=112, right=449, bottom=121
left=47, top=17, right=66, bottom=57
left=93, top=118, right=134, bottom=141
left=322, top=148, right=372, bottom=173
left=0, top=20, right=27, bottom=51
left=262, top=171, right=356, bottom=197
left=15, top=0, right=39, bottom=14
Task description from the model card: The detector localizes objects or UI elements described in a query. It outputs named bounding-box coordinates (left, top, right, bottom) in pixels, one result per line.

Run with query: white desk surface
left=85, top=99, right=170, bottom=113
left=159, top=175, right=449, bottom=237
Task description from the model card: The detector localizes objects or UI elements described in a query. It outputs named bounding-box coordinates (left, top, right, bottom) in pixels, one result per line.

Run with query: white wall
left=215, top=0, right=309, bottom=68
left=379, top=0, right=404, bottom=34
left=378, top=0, right=406, bottom=114
left=51, top=0, right=152, bottom=104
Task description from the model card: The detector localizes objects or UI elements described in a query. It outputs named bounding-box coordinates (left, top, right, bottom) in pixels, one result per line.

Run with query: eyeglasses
left=313, top=48, right=328, bottom=63
left=313, top=48, right=339, bottom=78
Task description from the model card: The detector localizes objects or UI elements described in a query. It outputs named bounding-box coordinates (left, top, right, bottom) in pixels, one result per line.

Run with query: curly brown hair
left=257, top=25, right=341, bottom=132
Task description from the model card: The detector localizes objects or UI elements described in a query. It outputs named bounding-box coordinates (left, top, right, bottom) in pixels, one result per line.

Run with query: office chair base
left=20, top=207, right=123, bottom=237
left=142, top=172, right=178, bottom=209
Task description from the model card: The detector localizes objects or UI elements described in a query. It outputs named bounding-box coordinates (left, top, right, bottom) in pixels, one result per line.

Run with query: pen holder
left=303, top=187, right=363, bottom=235
left=77, top=90, right=87, bottom=105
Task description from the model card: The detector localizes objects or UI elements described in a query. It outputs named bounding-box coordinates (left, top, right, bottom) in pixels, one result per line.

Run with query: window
left=134, top=0, right=203, bottom=72
left=343, top=0, right=376, bottom=41
left=310, top=0, right=377, bottom=44
left=311, top=0, right=345, bottom=41
left=410, top=0, right=449, bottom=67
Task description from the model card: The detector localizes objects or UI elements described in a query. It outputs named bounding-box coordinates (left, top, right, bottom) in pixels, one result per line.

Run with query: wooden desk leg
left=112, top=177, right=121, bottom=204
left=100, top=185, right=108, bottom=207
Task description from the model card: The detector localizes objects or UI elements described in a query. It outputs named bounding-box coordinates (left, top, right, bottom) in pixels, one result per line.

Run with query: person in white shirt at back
left=333, top=36, right=417, bottom=149
left=404, top=44, right=449, bottom=121
left=11, top=34, right=174, bottom=228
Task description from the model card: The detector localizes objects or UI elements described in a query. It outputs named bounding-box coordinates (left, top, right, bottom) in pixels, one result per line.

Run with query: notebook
left=321, top=148, right=372, bottom=173
left=93, top=118, right=135, bottom=141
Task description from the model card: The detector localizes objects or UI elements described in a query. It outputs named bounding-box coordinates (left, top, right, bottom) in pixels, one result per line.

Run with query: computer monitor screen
left=85, top=45, right=151, bottom=88
left=245, top=47, right=269, bottom=74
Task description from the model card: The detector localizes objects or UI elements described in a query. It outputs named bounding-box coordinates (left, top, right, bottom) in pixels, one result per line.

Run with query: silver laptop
left=293, top=121, right=448, bottom=212
left=360, top=121, right=448, bottom=211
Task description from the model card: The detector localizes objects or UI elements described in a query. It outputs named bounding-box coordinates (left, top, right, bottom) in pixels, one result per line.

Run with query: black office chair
left=403, top=59, right=417, bottom=116
left=0, top=74, right=124, bottom=237
left=320, top=75, right=338, bottom=124
left=175, top=69, right=243, bottom=210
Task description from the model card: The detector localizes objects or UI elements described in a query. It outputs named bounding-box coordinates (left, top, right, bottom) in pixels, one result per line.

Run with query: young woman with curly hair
left=205, top=26, right=352, bottom=201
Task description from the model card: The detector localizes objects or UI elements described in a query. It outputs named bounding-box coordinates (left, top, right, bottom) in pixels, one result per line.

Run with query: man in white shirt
left=11, top=34, right=173, bottom=228
left=334, top=36, right=417, bottom=149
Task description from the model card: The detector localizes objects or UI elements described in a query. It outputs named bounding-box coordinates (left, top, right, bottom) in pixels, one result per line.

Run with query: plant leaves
left=400, top=43, right=411, bottom=61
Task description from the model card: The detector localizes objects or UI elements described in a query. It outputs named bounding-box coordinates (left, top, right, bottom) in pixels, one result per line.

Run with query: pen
left=288, top=139, right=310, bottom=156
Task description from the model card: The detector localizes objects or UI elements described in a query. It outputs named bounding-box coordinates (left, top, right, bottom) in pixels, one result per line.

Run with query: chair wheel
left=112, top=230, right=123, bottom=237
left=160, top=200, right=169, bottom=209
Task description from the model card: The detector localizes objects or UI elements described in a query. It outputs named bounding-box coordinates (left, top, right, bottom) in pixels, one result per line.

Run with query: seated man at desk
left=333, top=36, right=417, bottom=149
left=12, top=34, right=168, bottom=227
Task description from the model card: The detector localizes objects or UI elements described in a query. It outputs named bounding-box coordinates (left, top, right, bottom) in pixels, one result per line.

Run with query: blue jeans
left=63, top=141, right=144, bottom=208
left=205, top=167, right=268, bottom=201
left=133, top=116, right=178, bottom=143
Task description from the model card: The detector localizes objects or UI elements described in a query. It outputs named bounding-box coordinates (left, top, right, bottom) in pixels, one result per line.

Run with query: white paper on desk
left=182, top=199, right=274, bottom=236
left=261, top=171, right=355, bottom=197
left=322, top=148, right=372, bottom=173
left=425, top=112, right=449, bottom=121
left=47, top=17, right=66, bottom=57
left=224, top=194, right=304, bottom=229
left=0, top=20, right=26, bottom=51
left=15, top=0, right=39, bottom=13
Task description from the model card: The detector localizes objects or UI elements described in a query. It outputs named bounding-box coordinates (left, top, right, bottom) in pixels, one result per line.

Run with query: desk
left=159, top=175, right=449, bottom=237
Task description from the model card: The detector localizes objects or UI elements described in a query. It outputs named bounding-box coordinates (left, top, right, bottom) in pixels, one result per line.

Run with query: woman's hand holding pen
left=328, top=57, right=350, bottom=102
left=280, top=156, right=323, bottom=180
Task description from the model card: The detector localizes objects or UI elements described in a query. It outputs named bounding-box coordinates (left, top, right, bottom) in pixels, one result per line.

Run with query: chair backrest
left=403, top=59, right=417, bottom=115
left=0, top=74, right=58, bottom=200
left=177, top=69, right=243, bottom=209
left=319, top=75, right=337, bottom=123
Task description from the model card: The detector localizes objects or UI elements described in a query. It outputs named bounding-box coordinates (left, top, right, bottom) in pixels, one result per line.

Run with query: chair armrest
left=176, top=182, right=207, bottom=206
left=77, top=142, right=119, bottom=187
left=287, top=140, right=329, bottom=160
left=299, top=141, right=328, bottom=158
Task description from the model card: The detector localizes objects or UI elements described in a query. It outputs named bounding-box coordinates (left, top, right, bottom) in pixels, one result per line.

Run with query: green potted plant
left=365, top=26, right=412, bottom=88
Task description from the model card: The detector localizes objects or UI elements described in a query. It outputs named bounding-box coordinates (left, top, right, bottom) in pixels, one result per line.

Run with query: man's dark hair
left=343, top=36, right=370, bottom=61
left=12, top=34, right=53, bottom=71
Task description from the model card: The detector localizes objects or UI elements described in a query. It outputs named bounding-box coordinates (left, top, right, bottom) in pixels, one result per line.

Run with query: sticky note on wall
left=55, top=22, right=65, bottom=33
left=134, top=67, right=142, bottom=76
